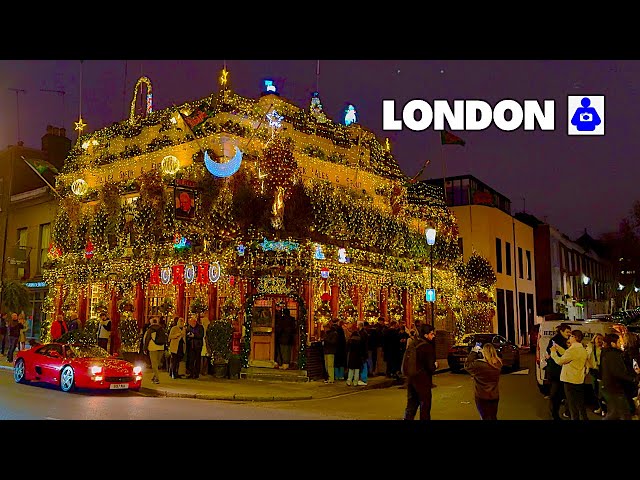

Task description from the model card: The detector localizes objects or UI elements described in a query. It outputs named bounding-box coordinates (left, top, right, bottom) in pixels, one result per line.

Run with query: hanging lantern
left=150, top=265, right=160, bottom=285
left=172, top=264, right=185, bottom=285
left=71, top=178, right=88, bottom=196
left=321, top=292, right=331, bottom=302
left=184, top=264, right=196, bottom=284
left=197, top=262, right=209, bottom=284
left=161, top=267, right=172, bottom=285
left=161, top=155, right=180, bottom=175
left=84, top=240, right=94, bottom=259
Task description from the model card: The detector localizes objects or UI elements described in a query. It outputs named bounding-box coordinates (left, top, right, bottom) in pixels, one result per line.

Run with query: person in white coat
left=550, top=329, right=588, bottom=420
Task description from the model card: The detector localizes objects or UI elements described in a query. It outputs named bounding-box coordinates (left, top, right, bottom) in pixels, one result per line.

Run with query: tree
left=1, top=280, right=30, bottom=314
left=601, top=218, right=640, bottom=310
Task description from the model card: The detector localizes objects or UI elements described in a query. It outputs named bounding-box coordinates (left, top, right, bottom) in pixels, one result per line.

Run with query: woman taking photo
left=464, top=343, right=503, bottom=420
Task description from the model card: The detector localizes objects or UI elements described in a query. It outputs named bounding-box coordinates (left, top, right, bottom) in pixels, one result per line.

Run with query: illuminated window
left=38, top=223, right=51, bottom=272
left=88, top=284, right=105, bottom=321
left=17, top=227, right=27, bottom=279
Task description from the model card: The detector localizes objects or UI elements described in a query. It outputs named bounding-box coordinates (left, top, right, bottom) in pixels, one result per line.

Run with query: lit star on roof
left=266, top=110, right=284, bottom=130
left=74, top=117, right=87, bottom=133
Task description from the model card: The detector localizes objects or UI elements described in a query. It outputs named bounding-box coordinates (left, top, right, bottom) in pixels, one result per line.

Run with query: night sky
left=1, top=59, right=637, bottom=240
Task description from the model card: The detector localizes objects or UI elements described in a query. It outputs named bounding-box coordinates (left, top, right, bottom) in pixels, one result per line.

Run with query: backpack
left=402, top=337, right=425, bottom=377
left=153, top=328, right=168, bottom=346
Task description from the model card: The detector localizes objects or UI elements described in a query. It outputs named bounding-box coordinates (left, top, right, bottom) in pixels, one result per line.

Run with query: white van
left=535, top=319, right=618, bottom=394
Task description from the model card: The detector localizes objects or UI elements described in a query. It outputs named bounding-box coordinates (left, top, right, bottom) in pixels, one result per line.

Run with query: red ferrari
left=13, top=343, right=143, bottom=393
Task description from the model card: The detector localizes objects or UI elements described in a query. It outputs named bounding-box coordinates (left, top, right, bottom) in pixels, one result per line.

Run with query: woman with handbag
left=587, top=333, right=605, bottom=416
left=168, top=317, right=186, bottom=379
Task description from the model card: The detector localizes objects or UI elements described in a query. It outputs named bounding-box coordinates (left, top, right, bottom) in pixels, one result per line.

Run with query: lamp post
left=426, top=228, right=436, bottom=326
left=582, top=274, right=590, bottom=320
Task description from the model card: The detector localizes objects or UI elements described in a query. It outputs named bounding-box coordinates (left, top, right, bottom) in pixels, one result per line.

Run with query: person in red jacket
left=50, top=314, right=68, bottom=341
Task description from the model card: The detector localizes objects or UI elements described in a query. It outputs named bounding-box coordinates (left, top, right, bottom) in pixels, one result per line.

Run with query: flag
left=24, top=157, right=59, bottom=174
left=440, top=130, right=466, bottom=146
left=180, top=106, right=213, bottom=133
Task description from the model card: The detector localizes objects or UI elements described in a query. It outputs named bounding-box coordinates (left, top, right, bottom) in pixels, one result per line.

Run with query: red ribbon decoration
left=172, top=264, right=185, bottom=285
left=197, top=262, right=209, bottom=284
left=149, top=265, right=160, bottom=285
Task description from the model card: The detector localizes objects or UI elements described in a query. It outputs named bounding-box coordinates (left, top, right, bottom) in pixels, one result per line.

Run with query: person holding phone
left=465, top=342, right=503, bottom=420
left=545, top=323, right=572, bottom=420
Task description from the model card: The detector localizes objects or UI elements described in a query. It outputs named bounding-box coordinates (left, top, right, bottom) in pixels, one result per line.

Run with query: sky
left=1, top=59, right=638, bottom=241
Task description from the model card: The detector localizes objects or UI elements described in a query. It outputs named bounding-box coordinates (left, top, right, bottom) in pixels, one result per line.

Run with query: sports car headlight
left=133, top=366, right=142, bottom=375
left=91, top=366, right=103, bottom=375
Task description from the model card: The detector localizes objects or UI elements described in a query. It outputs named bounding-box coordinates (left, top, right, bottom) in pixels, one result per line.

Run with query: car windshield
left=67, top=345, right=110, bottom=359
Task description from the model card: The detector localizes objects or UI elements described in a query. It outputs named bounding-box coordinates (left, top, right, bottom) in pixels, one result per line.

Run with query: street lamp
left=582, top=274, right=590, bottom=320
left=426, top=227, right=436, bottom=326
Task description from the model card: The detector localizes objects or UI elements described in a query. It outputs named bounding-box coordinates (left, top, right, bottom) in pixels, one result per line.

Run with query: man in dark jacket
left=545, top=323, right=571, bottom=420
left=185, top=315, right=205, bottom=379
left=403, top=324, right=438, bottom=420
left=600, top=333, right=639, bottom=420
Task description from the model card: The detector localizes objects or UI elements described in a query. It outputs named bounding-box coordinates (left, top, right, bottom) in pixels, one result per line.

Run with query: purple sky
left=1, top=59, right=637, bottom=240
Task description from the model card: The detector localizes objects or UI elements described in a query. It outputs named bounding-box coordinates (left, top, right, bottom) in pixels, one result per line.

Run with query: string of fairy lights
left=44, top=67, right=498, bottom=344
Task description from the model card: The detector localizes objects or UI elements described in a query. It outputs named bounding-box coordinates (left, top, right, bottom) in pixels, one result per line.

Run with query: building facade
left=516, top=213, right=616, bottom=320
left=0, top=126, right=70, bottom=338
left=425, top=175, right=537, bottom=346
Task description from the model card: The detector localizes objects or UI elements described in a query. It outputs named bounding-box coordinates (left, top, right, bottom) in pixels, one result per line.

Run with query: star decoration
left=266, top=109, right=284, bottom=130
left=75, top=117, right=87, bottom=133
left=220, top=68, right=229, bottom=87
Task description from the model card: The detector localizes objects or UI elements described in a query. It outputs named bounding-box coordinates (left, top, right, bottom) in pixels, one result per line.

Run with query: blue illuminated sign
left=24, top=281, right=47, bottom=288
left=263, top=79, right=278, bottom=95
left=425, top=289, right=436, bottom=302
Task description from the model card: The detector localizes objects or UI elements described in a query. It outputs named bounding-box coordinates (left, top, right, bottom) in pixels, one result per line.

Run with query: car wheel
left=14, top=358, right=27, bottom=384
left=60, top=365, right=76, bottom=392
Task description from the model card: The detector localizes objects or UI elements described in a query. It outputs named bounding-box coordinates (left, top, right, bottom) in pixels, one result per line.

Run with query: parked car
left=13, top=342, right=143, bottom=393
left=447, top=333, right=521, bottom=373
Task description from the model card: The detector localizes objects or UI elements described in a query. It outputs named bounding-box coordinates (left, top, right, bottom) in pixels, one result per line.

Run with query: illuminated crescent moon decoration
left=208, top=261, right=221, bottom=283
left=204, top=146, right=243, bottom=178
left=161, top=267, right=172, bottom=285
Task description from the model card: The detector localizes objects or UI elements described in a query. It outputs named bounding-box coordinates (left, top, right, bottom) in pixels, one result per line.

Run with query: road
left=0, top=353, right=576, bottom=421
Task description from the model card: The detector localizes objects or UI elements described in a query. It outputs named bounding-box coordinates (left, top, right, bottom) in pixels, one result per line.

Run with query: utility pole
left=40, top=89, right=66, bottom=127
left=8, top=88, right=27, bottom=143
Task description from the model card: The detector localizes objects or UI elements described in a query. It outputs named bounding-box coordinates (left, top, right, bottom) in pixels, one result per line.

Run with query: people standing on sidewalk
left=200, top=316, right=211, bottom=376
left=50, top=313, right=68, bottom=342
left=168, top=317, right=186, bottom=379
left=185, top=315, right=204, bottom=379
left=383, top=320, right=400, bottom=379
left=600, top=333, right=640, bottom=420
left=358, top=321, right=369, bottom=385
left=403, top=324, right=438, bottom=420
left=67, top=312, right=80, bottom=332
left=17, top=312, right=28, bottom=351
left=620, top=330, right=640, bottom=417
left=143, top=316, right=165, bottom=384
left=0, top=314, right=7, bottom=355
left=374, top=317, right=386, bottom=376
left=365, top=320, right=378, bottom=375
left=322, top=322, right=338, bottom=384
left=464, top=342, right=502, bottom=420
left=333, top=318, right=347, bottom=380
left=545, top=323, right=572, bottom=420
left=346, top=326, right=366, bottom=386
left=550, top=329, right=589, bottom=420
left=6, top=313, right=21, bottom=363
left=586, top=333, right=605, bottom=416
left=97, top=312, right=111, bottom=352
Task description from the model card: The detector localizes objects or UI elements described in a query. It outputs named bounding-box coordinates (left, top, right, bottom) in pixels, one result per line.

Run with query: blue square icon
left=567, top=95, right=605, bottom=136
left=425, top=289, right=436, bottom=302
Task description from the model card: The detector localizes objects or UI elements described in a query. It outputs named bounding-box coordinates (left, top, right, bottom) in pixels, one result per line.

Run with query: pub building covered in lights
left=44, top=71, right=473, bottom=375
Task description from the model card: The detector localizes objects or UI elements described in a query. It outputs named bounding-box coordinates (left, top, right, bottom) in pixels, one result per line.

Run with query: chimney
left=41, top=125, right=71, bottom=171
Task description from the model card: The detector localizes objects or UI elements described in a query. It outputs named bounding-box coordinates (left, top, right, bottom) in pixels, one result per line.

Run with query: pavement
left=0, top=349, right=450, bottom=402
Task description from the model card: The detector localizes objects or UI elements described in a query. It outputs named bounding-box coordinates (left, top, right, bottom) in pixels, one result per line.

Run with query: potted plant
left=206, top=318, right=234, bottom=378
left=189, top=296, right=208, bottom=318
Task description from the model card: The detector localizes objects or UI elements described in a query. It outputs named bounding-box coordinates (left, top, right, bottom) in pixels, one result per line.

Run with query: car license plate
left=110, top=383, right=129, bottom=390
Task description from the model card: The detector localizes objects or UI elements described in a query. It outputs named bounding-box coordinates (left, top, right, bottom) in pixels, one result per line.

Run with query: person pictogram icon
left=571, top=97, right=601, bottom=131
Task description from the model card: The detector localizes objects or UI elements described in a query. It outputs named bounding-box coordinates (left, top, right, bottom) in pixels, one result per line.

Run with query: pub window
left=88, top=284, right=105, bottom=321
left=505, top=242, right=512, bottom=276
left=526, top=250, right=532, bottom=280
left=17, top=227, right=28, bottom=279
left=496, top=238, right=503, bottom=273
